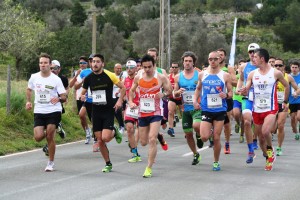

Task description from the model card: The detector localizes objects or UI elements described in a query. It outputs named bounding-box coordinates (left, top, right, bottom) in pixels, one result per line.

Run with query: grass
left=0, top=80, right=86, bottom=156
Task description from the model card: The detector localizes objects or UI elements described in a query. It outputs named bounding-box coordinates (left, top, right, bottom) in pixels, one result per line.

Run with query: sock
left=106, top=161, right=112, bottom=166
left=248, top=143, right=254, bottom=153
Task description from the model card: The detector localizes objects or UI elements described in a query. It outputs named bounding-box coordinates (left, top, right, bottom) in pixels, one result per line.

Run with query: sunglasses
left=274, top=64, right=283, bottom=67
left=171, top=66, right=179, bottom=68
left=126, top=65, right=136, bottom=69
left=208, top=57, right=219, bottom=62
left=79, top=61, right=88, bottom=65
left=248, top=50, right=255, bottom=54
left=50, top=66, right=60, bottom=70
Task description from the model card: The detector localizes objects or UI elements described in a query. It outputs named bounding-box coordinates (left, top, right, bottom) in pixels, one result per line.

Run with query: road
left=1, top=119, right=300, bottom=200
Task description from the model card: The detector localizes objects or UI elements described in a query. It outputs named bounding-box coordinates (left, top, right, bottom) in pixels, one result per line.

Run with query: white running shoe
left=45, top=161, right=54, bottom=172
left=85, top=128, right=91, bottom=144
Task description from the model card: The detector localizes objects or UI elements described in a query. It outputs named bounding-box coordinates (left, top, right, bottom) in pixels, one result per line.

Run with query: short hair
left=217, top=48, right=227, bottom=56
left=93, top=54, right=105, bottom=62
left=238, top=59, right=246, bottom=64
left=254, top=48, right=269, bottom=63
left=79, top=56, right=88, bottom=62
left=269, top=56, right=276, bottom=60
left=141, top=54, right=155, bottom=66
left=39, top=53, right=51, bottom=63
left=275, top=58, right=284, bottom=64
left=290, top=61, right=300, bottom=67
left=181, top=51, right=197, bottom=64
left=147, top=48, right=158, bottom=56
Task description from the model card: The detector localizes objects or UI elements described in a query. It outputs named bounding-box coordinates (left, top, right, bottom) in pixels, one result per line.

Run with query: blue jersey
left=80, top=68, right=93, bottom=103
left=289, top=73, right=300, bottom=104
left=201, top=70, right=227, bottom=112
left=178, top=70, right=199, bottom=111
left=243, top=62, right=256, bottom=100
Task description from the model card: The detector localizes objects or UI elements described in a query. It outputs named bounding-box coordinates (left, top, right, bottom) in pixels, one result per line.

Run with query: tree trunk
left=15, top=57, right=22, bottom=81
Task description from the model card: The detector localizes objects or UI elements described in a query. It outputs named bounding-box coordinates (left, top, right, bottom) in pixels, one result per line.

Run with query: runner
left=272, top=58, right=300, bottom=155
left=241, top=48, right=289, bottom=171
left=173, top=51, right=203, bottom=165
left=128, top=54, right=172, bottom=178
left=123, top=60, right=142, bottom=162
left=81, top=54, right=125, bottom=173
left=167, top=62, right=182, bottom=137
left=236, top=43, right=260, bottom=164
left=194, top=51, right=232, bottom=171
left=26, top=53, right=67, bottom=172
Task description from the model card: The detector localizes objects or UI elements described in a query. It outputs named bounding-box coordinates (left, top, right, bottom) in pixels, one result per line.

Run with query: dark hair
left=93, top=54, right=105, bottom=62
left=39, top=53, right=51, bottom=63
left=290, top=61, right=300, bottom=67
left=181, top=51, right=197, bottom=64
left=141, top=54, right=155, bottom=66
left=254, top=48, right=269, bottom=63
left=269, top=56, right=276, bottom=60
left=79, top=56, right=88, bottom=62
left=217, top=48, right=227, bottom=56
left=238, top=59, right=246, bottom=64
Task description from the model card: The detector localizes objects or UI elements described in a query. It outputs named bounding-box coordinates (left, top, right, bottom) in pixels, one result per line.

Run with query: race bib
left=125, top=106, right=139, bottom=119
left=255, top=93, right=271, bottom=109
left=277, top=91, right=284, bottom=104
left=182, top=91, right=194, bottom=105
left=207, top=94, right=222, bottom=108
left=92, top=90, right=106, bottom=105
left=140, top=98, right=155, bottom=113
left=36, top=91, right=50, bottom=104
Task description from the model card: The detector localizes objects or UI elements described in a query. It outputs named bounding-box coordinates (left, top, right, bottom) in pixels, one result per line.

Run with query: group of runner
left=26, top=43, right=300, bottom=176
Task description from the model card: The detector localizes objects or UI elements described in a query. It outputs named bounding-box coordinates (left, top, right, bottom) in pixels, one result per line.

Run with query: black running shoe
left=192, top=153, right=201, bottom=165
left=196, top=134, right=204, bottom=149
left=42, top=144, right=49, bottom=156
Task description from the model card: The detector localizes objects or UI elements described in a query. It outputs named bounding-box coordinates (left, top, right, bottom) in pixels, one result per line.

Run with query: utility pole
left=159, top=0, right=170, bottom=70
left=92, top=12, right=97, bottom=54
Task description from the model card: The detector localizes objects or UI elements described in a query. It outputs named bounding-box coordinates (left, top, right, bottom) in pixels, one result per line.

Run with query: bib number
left=36, top=91, right=50, bottom=104
left=277, top=91, right=284, bottom=104
left=140, top=98, right=155, bottom=113
left=255, top=93, right=271, bottom=109
left=182, top=91, right=194, bottom=105
left=125, top=106, right=139, bottom=119
left=207, top=94, right=222, bottom=108
left=92, top=90, right=106, bottom=105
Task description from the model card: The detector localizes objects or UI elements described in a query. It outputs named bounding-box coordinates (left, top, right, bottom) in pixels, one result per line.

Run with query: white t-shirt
left=28, top=72, right=66, bottom=114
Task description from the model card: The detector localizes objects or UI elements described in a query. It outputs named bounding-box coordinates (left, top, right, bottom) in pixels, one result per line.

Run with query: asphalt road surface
left=1, top=119, right=300, bottom=200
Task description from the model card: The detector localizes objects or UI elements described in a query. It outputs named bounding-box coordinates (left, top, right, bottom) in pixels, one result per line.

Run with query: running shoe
left=235, top=123, right=240, bottom=134
left=267, top=148, right=276, bottom=163
left=42, top=144, right=49, bottom=156
left=295, top=133, right=300, bottom=140
left=246, top=152, right=256, bottom=164
left=173, top=121, right=176, bottom=128
left=196, top=134, right=204, bottom=149
left=265, top=159, right=273, bottom=171
left=45, top=161, right=54, bottom=172
left=57, top=123, right=66, bottom=139
left=119, top=126, right=125, bottom=135
left=253, top=140, right=259, bottom=150
left=114, top=125, right=123, bottom=144
left=157, top=133, right=168, bottom=151
left=175, top=115, right=180, bottom=123
left=276, top=147, right=282, bottom=156
left=143, top=167, right=152, bottom=178
left=167, top=128, right=175, bottom=137
left=224, top=144, right=230, bottom=154
left=93, top=142, right=100, bottom=152
left=212, top=162, right=221, bottom=171
left=128, top=155, right=142, bottom=163
left=239, top=135, right=244, bottom=143
left=102, top=164, right=113, bottom=173
left=85, top=128, right=91, bottom=144
left=192, top=153, right=201, bottom=165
